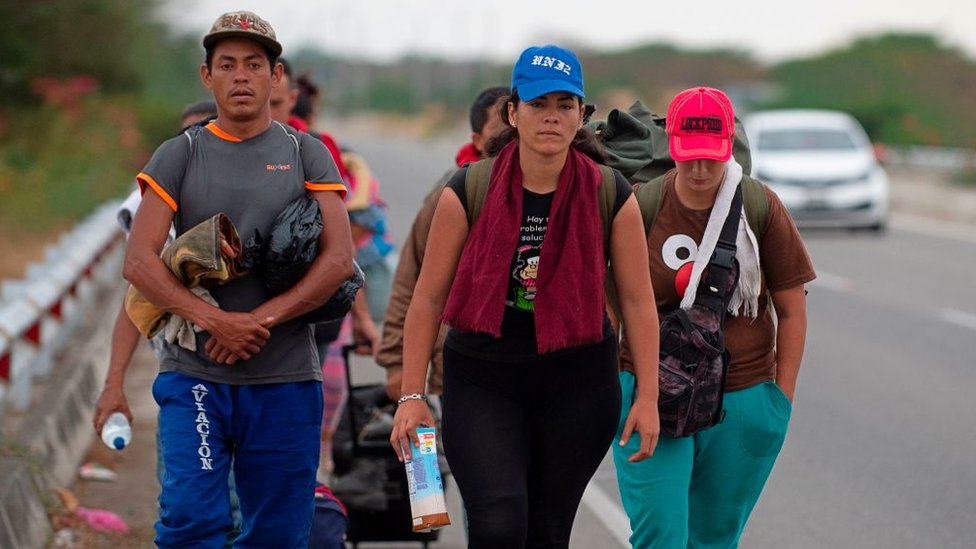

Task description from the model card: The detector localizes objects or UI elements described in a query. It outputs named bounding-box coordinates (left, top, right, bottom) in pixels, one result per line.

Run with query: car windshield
left=757, top=129, right=857, bottom=151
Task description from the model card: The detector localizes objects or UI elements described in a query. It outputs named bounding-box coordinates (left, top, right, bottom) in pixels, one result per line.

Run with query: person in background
left=376, top=86, right=509, bottom=401
left=269, top=56, right=378, bottom=479
left=294, top=73, right=395, bottom=324
left=613, top=86, right=815, bottom=548
left=390, top=45, right=660, bottom=547
left=179, top=100, right=219, bottom=131
left=271, top=57, right=379, bottom=352
left=124, top=11, right=352, bottom=547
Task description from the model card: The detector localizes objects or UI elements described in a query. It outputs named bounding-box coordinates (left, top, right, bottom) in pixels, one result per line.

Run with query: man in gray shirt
left=124, top=11, right=352, bottom=548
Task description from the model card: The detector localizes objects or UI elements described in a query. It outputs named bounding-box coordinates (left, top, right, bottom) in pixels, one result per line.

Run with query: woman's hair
left=470, top=86, right=510, bottom=134
left=484, top=90, right=606, bottom=164
left=292, top=74, right=320, bottom=121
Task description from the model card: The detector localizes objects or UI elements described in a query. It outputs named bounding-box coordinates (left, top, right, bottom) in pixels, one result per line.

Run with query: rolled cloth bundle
left=125, top=213, right=245, bottom=338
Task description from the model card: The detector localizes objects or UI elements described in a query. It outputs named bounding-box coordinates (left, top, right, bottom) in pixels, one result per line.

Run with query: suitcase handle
left=341, top=344, right=362, bottom=455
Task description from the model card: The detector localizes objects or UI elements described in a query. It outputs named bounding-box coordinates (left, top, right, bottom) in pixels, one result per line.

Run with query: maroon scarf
left=442, top=140, right=607, bottom=354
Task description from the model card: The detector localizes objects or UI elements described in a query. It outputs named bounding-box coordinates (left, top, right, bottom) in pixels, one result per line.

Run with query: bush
left=948, top=168, right=976, bottom=188
left=0, top=95, right=150, bottom=231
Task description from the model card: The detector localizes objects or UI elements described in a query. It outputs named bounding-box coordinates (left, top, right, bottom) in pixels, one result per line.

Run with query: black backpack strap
left=698, top=185, right=743, bottom=314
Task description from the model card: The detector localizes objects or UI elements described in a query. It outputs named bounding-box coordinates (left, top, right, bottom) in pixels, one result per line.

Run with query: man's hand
left=204, top=312, right=273, bottom=364
left=385, top=367, right=404, bottom=402
left=93, top=385, right=132, bottom=434
left=352, top=313, right=380, bottom=356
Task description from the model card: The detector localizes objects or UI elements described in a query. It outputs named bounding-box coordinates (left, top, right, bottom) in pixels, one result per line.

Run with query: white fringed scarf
left=678, top=159, right=762, bottom=318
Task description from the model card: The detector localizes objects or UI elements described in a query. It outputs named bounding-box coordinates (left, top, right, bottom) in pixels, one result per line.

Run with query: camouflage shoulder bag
left=657, top=184, right=742, bottom=438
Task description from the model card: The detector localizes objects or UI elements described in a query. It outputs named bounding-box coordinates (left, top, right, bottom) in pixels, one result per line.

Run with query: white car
left=743, top=109, right=890, bottom=231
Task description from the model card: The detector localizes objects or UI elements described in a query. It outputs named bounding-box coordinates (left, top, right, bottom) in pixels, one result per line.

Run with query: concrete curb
left=0, top=456, right=50, bottom=549
left=0, top=285, right=116, bottom=548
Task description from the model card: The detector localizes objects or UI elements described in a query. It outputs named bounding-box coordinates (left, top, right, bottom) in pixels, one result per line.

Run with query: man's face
left=472, top=97, right=508, bottom=157
left=200, top=38, right=281, bottom=124
left=269, top=72, right=298, bottom=124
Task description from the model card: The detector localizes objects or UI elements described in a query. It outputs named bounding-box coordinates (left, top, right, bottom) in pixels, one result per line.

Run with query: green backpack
left=462, top=156, right=618, bottom=252
left=587, top=99, right=768, bottom=239
left=587, top=100, right=753, bottom=184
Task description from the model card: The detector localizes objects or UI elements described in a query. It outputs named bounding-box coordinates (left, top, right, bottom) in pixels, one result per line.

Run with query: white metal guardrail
left=0, top=201, right=123, bottom=419
left=886, top=145, right=976, bottom=172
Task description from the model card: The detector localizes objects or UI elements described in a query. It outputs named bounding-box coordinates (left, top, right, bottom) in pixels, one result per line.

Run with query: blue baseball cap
left=511, top=45, right=585, bottom=102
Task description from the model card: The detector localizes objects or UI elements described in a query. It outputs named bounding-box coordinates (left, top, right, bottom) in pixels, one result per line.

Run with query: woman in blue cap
left=391, top=45, right=660, bottom=547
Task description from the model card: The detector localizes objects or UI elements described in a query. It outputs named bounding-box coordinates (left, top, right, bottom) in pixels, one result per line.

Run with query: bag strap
left=464, top=157, right=494, bottom=229
left=696, top=184, right=743, bottom=315
left=633, top=175, right=664, bottom=236
left=597, top=165, right=616, bottom=253
left=741, top=175, right=768, bottom=238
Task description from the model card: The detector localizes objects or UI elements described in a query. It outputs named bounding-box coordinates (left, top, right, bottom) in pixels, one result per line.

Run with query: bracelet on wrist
left=397, top=393, right=428, bottom=405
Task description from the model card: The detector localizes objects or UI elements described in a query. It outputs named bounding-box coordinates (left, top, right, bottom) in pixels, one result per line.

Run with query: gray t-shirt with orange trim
left=136, top=121, right=345, bottom=385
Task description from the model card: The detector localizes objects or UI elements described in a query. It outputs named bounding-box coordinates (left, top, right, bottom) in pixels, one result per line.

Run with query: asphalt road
left=337, top=122, right=976, bottom=549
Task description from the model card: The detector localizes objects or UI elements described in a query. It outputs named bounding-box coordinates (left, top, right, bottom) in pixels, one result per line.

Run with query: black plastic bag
left=242, top=195, right=364, bottom=323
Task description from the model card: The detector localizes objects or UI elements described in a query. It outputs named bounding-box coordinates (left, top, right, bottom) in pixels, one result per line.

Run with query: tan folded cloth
left=125, top=213, right=245, bottom=339
left=162, top=286, right=220, bottom=351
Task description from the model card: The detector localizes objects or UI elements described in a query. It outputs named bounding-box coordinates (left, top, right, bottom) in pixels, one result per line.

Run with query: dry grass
left=0, top=224, right=69, bottom=280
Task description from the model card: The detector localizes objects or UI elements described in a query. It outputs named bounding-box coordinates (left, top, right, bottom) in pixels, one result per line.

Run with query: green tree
left=767, top=33, right=976, bottom=146
left=0, top=0, right=158, bottom=101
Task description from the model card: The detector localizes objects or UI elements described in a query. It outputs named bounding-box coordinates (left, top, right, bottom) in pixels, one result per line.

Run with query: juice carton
left=404, top=426, right=451, bottom=532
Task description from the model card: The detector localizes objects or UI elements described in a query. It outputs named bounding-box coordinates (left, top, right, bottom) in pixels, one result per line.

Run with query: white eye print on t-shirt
left=661, top=234, right=698, bottom=271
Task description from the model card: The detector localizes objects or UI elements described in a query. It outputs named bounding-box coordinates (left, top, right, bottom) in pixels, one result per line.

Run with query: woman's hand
left=618, top=395, right=660, bottom=462
left=390, top=399, right=436, bottom=462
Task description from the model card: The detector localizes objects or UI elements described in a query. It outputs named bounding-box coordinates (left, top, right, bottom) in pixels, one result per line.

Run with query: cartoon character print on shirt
left=510, top=245, right=541, bottom=311
left=662, top=233, right=699, bottom=298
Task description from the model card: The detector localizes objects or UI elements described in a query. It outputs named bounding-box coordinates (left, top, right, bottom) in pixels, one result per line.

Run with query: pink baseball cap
left=666, top=87, right=735, bottom=162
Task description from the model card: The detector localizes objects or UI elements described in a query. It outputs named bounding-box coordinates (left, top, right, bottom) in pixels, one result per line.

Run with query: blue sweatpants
left=153, top=372, right=323, bottom=549
left=614, top=372, right=792, bottom=549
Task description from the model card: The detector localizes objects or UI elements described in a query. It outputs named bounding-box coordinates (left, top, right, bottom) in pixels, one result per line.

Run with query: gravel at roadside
left=888, top=167, right=976, bottom=227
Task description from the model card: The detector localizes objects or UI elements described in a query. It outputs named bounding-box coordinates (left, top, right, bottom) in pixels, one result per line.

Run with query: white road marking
left=581, top=481, right=632, bottom=549
left=940, top=308, right=976, bottom=332
left=808, top=270, right=855, bottom=293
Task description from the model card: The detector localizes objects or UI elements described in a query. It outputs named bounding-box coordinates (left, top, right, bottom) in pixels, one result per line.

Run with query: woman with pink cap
left=614, top=87, right=816, bottom=548
left=390, top=45, right=661, bottom=547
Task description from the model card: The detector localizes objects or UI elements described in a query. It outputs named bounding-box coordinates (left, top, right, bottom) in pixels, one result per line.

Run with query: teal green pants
left=613, top=372, right=792, bottom=549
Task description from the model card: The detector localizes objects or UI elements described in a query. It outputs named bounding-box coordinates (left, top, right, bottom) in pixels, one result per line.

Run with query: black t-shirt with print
left=442, top=165, right=631, bottom=362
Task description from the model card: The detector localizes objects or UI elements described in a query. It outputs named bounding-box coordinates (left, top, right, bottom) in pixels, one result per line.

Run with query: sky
left=158, top=0, right=976, bottom=64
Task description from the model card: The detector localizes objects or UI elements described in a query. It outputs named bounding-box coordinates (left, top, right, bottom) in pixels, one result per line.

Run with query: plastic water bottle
left=101, top=412, right=132, bottom=450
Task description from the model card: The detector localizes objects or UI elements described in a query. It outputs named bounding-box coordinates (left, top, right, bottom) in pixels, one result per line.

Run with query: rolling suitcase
left=331, top=345, right=440, bottom=548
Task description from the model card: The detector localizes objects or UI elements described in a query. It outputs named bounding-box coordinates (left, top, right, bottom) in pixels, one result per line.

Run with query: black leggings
left=441, top=338, right=621, bottom=549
